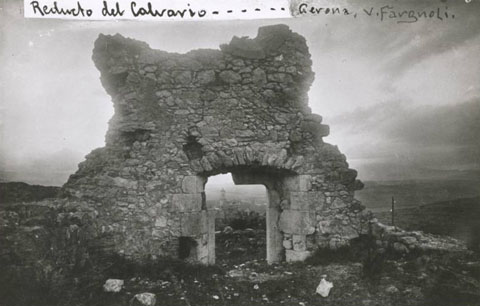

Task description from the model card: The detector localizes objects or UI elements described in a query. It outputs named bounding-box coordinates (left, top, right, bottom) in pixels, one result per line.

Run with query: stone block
left=200, top=126, right=219, bottom=137
left=132, top=293, right=156, bottom=306
left=207, top=154, right=222, bottom=169
left=112, top=177, right=138, bottom=189
left=290, top=191, right=325, bottom=211
left=283, top=238, right=293, bottom=250
left=172, top=70, right=192, bottom=84
left=292, top=234, right=306, bottom=251
left=331, top=197, right=346, bottom=209
left=172, top=194, right=202, bottom=212
left=219, top=70, right=241, bottom=84
left=152, top=228, right=166, bottom=238
left=180, top=211, right=208, bottom=236
left=252, top=68, right=266, bottom=84
left=284, top=175, right=311, bottom=191
left=200, top=156, right=213, bottom=171
left=393, top=242, right=409, bottom=254
left=207, top=211, right=216, bottom=265
left=181, top=176, right=204, bottom=194
left=286, top=250, right=311, bottom=262
left=103, top=279, right=124, bottom=292
left=318, top=219, right=358, bottom=239
left=154, top=216, right=167, bottom=227
left=279, top=210, right=315, bottom=235
left=318, top=220, right=333, bottom=235
left=289, top=192, right=309, bottom=210
left=196, top=234, right=209, bottom=264
left=196, top=70, right=216, bottom=85
left=283, top=176, right=299, bottom=191
left=298, top=175, right=312, bottom=191
left=236, top=130, right=255, bottom=138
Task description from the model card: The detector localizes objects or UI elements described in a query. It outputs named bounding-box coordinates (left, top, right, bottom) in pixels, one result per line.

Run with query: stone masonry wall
left=59, top=24, right=367, bottom=263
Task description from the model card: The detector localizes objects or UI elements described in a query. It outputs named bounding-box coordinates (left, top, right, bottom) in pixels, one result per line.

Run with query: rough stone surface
left=103, top=279, right=124, bottom=292
left=286, top=249, right=311, bottom=262
left=1, top=24, right=368, bottom=266
left=0, top=26, right=474, bottom=296
left=279, top=210, right=316, bottom=235
left=292, top=234, right=307, bottom=251
left=132, top=292, right=156, bottom=306
left=369, top=220, right=468, bottom=254
left=316, top=278, right=334, bottom=297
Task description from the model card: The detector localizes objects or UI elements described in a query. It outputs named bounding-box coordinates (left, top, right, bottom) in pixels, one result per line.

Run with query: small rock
left=316, top=278, right=333, bottom=297
left=283, top=239, right=293, bottom=249
left=223, top=226, right=233, bottom=234
left=385, top=285, right=399, bottom=294
left=227, top=269, right=244, bottom=278
left=103, top=279, right=124, bottom=292
left=219, top=70, right=241, bottom=84
left=253, top=284, right=259, bottom=290
left=132, top=293, right=156, bottom=306
left=362, top=299, right=374, bottom=306
left=393, top=242, right=409, bottom=253
left=212, top=295, right=219, bottom=300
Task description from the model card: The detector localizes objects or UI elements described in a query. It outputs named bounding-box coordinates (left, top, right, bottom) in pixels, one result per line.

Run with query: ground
left=1, top=184, right=479, bottom=306
left=376, top=197, right=480, bottom=251
left=4, top=229, right=476, bottom=306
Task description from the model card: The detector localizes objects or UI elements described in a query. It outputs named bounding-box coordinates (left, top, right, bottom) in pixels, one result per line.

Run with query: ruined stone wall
left=60, top=24, right=366, bottom=263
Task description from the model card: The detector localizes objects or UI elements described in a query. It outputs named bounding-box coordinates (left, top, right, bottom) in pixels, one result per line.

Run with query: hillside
left=357, top=179, right=480, bottom=212
left=0, top=182, right=60, bottom=204
left=375, top=197, right=480, bottom=250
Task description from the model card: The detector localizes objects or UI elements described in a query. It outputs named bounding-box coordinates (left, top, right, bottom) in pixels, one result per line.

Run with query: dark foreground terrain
left=1, top=182, right=479, bottom=306
left=0, top=182, right=59, bottom=204
left=1, top=229, right=479, bottom=306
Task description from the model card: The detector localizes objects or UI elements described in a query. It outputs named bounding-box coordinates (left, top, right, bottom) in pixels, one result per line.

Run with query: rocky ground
left=1, top=184, right=479, bottom=306
left=3, top=229, right=477, bottom=306
left=376, top=197, right=480, bottom=252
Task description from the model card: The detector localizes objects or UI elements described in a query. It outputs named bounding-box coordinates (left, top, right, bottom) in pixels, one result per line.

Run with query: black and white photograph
left=1, top=0, right=479, bottom=305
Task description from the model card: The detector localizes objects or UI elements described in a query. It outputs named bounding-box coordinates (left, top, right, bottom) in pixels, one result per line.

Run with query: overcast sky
left=1, top=0, right=479, bottom=185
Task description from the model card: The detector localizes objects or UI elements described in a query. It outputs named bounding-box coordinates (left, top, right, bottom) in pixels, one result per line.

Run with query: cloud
left=1, top=0, right=479, bottom=184
left=327, top=99, right=480, bottom=179
left=392, top=35, right=480, bottom=106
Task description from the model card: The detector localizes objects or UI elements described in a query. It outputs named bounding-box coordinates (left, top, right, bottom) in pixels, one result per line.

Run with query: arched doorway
left=205, top=173, right=268, bottom=265
left=178, top=166, right=297, bottom=265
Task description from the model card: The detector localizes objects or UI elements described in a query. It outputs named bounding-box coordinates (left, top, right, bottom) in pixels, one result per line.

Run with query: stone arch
left=175, top=155, right=325, bottom=264
left=61, top=24, right=366, bottom=265
left=190, top=167, right=297, bottom=264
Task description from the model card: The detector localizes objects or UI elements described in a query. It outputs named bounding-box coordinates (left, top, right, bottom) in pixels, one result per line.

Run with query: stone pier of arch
left=60, top=24, right=367, bottom=264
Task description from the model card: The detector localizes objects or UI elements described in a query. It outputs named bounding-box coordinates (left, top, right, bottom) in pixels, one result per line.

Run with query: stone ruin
left=55, top=24, right=367, bottom=264
left=3, top=23, right=478, bottom=306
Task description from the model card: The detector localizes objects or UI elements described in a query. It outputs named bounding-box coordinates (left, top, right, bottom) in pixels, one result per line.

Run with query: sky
left=1, top=0, right=479, bottom=185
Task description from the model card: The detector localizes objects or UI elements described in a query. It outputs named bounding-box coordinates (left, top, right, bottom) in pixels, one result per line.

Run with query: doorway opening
left=205, top=173, right=268, bottom=266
